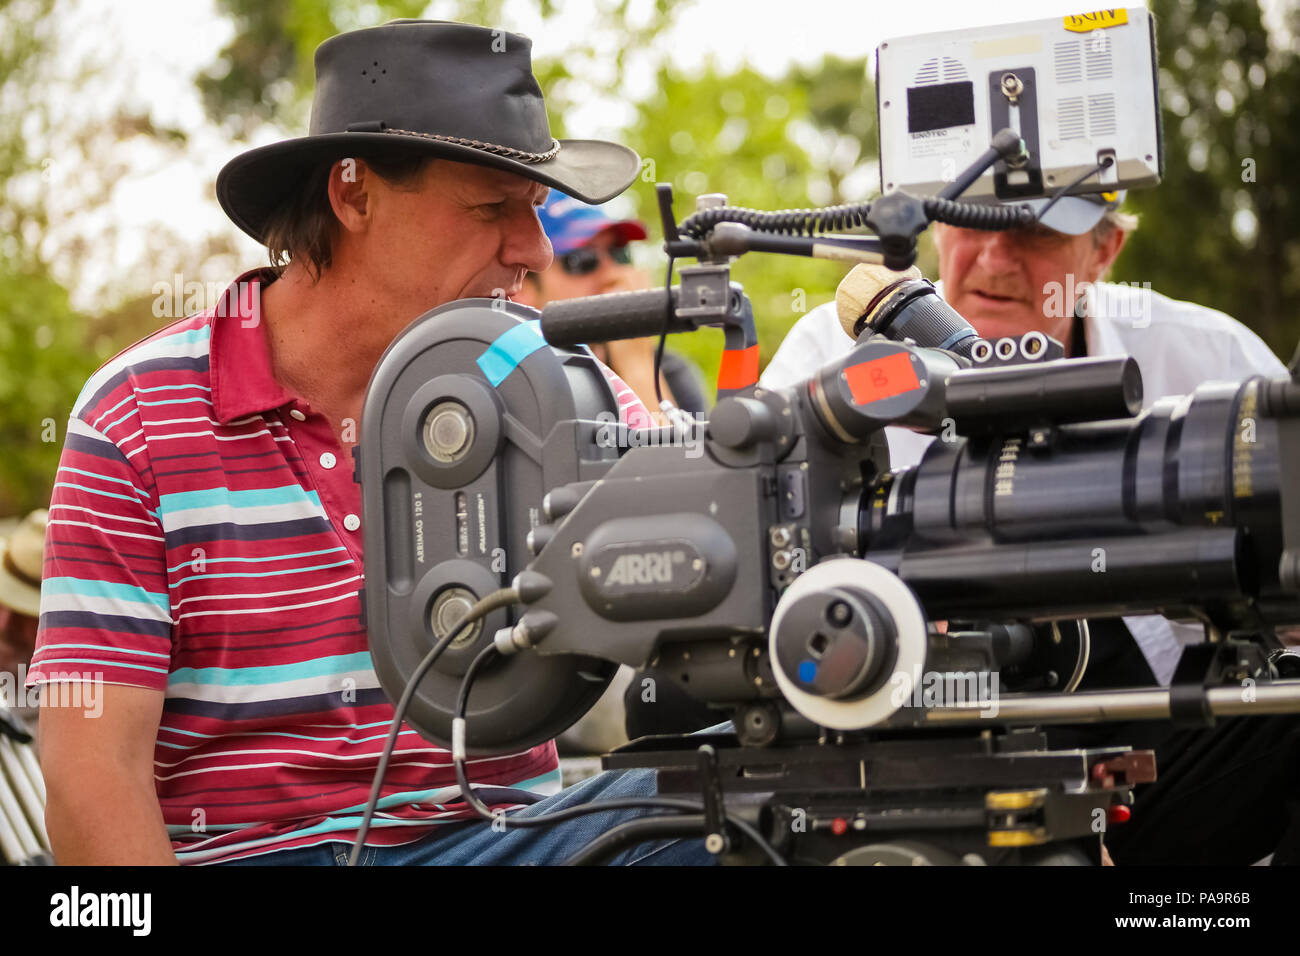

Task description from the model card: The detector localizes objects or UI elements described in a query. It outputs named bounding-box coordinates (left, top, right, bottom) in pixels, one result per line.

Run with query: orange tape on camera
left=717, top=344, right=760, bottom=391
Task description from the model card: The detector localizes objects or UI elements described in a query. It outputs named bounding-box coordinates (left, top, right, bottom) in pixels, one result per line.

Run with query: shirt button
left=320, top=452, right=337, bottom=469
left=343, top=514, right=361, bottom=532
left=289, top=409, right=307, bottom=421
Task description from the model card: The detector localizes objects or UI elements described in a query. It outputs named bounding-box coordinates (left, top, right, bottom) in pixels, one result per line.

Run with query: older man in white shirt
left=760, top=191, right=1300, bottom=865
left=761, top=192, right=1287, bottom=687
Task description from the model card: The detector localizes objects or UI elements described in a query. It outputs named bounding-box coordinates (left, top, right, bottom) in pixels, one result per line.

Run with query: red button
left=831, top=817, right=849, bottom=836
left=1106, top=805, right=1132, bottom=825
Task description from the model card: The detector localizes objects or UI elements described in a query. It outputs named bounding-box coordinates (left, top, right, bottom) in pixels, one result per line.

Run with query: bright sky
left=38, top=0, right=1293, bottom=308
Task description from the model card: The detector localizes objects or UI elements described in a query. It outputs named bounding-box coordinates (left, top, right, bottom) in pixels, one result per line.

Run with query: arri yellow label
left=1063, top=9, right=1129, bottom=32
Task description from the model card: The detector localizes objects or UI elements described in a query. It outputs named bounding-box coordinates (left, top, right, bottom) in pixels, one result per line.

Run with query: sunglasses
left=558, top=243, right=633, bottom=276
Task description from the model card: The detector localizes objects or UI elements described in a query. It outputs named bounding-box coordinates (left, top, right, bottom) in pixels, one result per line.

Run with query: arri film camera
left=354, top=8, right=1300, bottom=865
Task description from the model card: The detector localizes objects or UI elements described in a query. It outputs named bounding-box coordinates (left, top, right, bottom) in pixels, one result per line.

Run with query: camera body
left=356, top=285, right=1300, bottom=862
left=355, top=10, right=1300, bottom=864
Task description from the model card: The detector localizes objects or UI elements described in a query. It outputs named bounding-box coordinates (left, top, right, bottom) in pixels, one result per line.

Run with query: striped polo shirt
left=28, top=268, right=645, bottom=864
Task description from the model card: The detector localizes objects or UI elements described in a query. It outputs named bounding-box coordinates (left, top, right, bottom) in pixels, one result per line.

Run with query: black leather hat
left=216, top=19, right=641, bottom=244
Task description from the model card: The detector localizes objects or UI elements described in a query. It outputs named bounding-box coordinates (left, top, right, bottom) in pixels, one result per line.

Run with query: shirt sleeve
left=598, top=363, right=655, bottom=429
left=26, top=417, right=173, bottom=692
left=760, top=302, right=846, bottom=389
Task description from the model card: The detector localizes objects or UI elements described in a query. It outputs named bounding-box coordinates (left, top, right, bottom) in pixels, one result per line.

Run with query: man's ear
left=1089, top=224, right=1128, bottom=281
left=328, top=157, right=372, bottom=233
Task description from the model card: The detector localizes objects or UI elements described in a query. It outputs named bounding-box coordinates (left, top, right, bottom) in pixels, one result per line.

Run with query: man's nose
left=507, top=210, right=553, bottom=274
left=973, top=231, right=1019, bottom=273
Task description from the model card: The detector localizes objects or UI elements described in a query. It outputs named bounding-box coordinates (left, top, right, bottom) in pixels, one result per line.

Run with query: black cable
left=349, top=587, right=783, bottom=865
left=1032, top=156, right=1115, bottom=227
left=922, top=195, right=1038, bottom=231
left=676, top=136, right=1107, bottom=246
left=679, top=200, right=874, bottom=239
left=347, top=586, right=517, bottom=866
left=678, top=194, right=1042, bottom=241
left=653, top=255, right=674, bottom=411
left=451, top=645, right=786, bottom=865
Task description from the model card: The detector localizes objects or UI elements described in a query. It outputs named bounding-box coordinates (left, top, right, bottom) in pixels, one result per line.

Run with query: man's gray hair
left=1092, top=207, right=1139, bottom=246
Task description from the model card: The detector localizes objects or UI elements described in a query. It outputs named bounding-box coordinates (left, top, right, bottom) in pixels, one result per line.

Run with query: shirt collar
left=209, top=267, right=297, bottom=424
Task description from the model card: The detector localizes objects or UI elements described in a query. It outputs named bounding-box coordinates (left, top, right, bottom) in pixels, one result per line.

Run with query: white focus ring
left=768, top=558, right=927, bottom=731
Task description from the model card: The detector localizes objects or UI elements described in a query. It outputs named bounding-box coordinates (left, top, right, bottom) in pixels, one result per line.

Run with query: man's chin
left=464, top=289, right=520, bottom=303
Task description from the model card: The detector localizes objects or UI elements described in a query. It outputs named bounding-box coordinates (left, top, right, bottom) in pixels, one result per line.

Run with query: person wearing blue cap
left=760, top=191, right=1300, bottom=866
left=516, top=190, right=709, bottom=417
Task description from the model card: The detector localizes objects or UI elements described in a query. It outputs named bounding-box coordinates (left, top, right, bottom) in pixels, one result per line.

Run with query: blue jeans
left=216, top=766, right=716, bottom=866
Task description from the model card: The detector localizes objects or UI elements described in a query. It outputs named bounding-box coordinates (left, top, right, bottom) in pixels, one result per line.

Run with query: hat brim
left=0, top=540, right=40, bottom=618
left=1016, top=196, right=1108, bottom=236
left=217, top=132, right=642, bottom=245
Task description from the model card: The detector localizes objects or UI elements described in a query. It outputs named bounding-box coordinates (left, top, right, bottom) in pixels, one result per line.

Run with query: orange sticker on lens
left=843, top=352, right=921, bottom=405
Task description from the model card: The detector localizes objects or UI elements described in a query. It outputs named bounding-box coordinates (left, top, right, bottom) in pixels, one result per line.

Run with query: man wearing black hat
left=30, top=20, right=714, bottom=866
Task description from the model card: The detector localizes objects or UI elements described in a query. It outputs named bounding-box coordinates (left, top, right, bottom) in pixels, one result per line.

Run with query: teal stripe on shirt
left=42, top=576, right=170, bottom=613
left=168, top=651, right=373, bottom=688
left=159, top=484, right=323, bottom=515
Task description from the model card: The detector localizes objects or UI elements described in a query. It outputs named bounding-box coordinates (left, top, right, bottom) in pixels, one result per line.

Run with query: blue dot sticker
left=798, top=660, right=817, bottom=684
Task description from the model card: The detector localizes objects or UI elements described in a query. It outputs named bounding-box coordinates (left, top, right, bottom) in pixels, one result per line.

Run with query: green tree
left=0, top=0, right=203, bottom=513
left=1114, top=0, right=1300, bottom=359
left=0, top=267, right=95, bottom=514
left=0, top=0, right=100, bottom=514
left=196, top=0, right=432, bottom=138
left=197, top=0, right=688, bottom=139
left=619, top=59, right=877, bottom=386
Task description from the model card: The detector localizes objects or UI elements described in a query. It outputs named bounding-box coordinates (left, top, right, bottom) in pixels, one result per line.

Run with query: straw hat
left=0, top=509, right=47, bottom=618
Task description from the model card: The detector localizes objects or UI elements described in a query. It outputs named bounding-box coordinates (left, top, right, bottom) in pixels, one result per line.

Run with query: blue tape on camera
left=477, top=319, right=547, bottom=387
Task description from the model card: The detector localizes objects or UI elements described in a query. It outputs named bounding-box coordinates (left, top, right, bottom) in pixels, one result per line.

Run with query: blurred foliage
left=0, top=0, right=100, bottom=515
left=196, top=0, right=433, bottom=137
left=197, top=0, right=687, bottom=139
left=0, top=0, right=204, bottom=514
left=619, top=59, right=879, bottom=387
left=1115, top=0, right=1300, bottom=360
left=0, top=265, right=96, bottom=515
